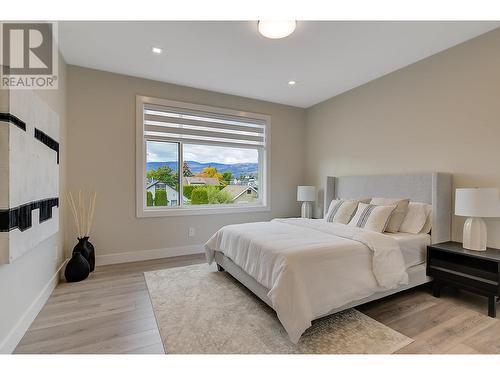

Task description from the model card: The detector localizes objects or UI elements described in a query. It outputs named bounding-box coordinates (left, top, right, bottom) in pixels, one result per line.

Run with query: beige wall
left=305, top=28, right=500, bottom=247
left=67, top=66, right=306, bottom=256
left=0, top=53, right=67, bottom=352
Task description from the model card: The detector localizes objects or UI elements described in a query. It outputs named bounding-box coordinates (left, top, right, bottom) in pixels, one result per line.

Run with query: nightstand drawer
left=428, top=266, right=499, bottom=294
left=428, top=251, right=499, bottom=280
left=427, top=248, right=500, bottom=295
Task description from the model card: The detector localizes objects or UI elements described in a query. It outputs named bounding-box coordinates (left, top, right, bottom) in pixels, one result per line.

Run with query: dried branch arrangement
left=67, top=190, right=97, bottom=239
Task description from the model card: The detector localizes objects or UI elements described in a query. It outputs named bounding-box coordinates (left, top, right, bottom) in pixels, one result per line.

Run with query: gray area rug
left=144, top=264, right=413, bottom=354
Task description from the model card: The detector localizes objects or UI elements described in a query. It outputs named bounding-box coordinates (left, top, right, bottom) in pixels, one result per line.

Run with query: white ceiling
left=59, top=21, right=499, bottom=108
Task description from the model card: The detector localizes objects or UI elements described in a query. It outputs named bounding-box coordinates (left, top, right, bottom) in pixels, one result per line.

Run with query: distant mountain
left=146, top=161, right=258, bottom=177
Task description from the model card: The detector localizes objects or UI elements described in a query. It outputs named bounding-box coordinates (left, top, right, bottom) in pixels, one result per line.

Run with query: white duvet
left=204, top=218, right=408, bottom=343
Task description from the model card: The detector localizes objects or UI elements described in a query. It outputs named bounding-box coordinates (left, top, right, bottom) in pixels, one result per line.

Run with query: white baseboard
left=0, top=259, right=67, bottom=354
left=95, top=244, right=204, bottom=266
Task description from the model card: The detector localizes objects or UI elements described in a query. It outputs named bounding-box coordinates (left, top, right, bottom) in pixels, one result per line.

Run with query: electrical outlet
left=188, top=227, right=196, bottom=237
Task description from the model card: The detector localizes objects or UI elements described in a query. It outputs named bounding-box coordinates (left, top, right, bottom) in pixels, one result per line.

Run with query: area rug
left=144, top=264, right=413, bottom=354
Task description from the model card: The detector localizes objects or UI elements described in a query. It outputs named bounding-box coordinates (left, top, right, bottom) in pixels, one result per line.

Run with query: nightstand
left=427, top=241, right=500, bottom=318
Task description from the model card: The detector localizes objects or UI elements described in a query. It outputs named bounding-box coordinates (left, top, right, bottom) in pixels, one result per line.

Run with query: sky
left=146, top=141, right=258, bottom=164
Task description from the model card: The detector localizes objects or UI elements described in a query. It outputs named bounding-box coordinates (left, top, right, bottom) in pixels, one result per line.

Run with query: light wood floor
left=14, top=254, right=500, bottom=354
left=14, top=254, right=206, bottom=354
left=358, top=285, right=500, bottom=354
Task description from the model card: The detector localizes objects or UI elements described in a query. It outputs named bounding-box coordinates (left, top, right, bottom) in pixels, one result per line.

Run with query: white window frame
left=136, top=95, right=271, bottom=217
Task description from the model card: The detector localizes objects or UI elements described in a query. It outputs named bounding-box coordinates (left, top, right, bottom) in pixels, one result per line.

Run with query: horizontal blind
left=143, top=103, right=266, bottom=148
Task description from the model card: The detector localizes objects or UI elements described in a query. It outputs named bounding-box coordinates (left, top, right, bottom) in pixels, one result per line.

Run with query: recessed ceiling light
left=152, top=47, right=163, bottom=54
left=288, top=80, right=296, bottom=86
left=258, top=21, right=296, bottom=39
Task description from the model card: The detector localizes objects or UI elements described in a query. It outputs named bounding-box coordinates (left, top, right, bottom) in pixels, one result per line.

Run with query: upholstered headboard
left=323, top=173, right=452, bottom=244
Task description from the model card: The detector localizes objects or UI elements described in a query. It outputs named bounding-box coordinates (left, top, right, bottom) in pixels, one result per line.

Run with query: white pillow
left=399, top=202, right=432, bottom=234
left=420, top=205, right=433, bottom=234
left=370, top=197, right=410, bottom=233
left=348, top=203, right=396, bottom=233
left=325, top=199, right=359, bottom=224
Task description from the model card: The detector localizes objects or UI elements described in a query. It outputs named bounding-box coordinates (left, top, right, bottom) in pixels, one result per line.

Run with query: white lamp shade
left=455, top=188, right=500, bottom=218
left=297, top=186, right=316, bottom=202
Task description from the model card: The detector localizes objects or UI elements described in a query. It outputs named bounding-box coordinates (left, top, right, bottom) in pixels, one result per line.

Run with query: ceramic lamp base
left=463, top=217, right=487, bottom=251
left=301, top=201, right=312, bottom=219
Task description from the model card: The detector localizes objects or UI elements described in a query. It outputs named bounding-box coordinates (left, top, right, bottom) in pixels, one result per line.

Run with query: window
left=136, top=96, right=270, bottom=217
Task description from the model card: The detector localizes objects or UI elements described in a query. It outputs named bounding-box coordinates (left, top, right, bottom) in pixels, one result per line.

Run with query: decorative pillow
left=399, top=202, right=432, bottom=234
left=420, top=210, right=432, bottom=234
left=370, top=197, right=410, bottom=233
left=325, top=199, right=359, bottom=224
left=348, top=203, right=397, bottom=233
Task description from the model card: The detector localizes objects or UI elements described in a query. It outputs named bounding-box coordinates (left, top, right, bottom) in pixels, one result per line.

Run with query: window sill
left=137, top=204, right=271, bottom=218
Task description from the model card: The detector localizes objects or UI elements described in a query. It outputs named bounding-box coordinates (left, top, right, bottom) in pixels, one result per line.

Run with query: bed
left=205, top=173, right=452, bottom=343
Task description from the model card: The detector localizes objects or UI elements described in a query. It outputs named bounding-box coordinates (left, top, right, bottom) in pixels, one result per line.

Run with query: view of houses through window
left=146, top=141, right=260, bottom=207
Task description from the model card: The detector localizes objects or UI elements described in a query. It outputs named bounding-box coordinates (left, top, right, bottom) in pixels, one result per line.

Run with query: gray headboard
left=323, top=173, right=452, bottom=244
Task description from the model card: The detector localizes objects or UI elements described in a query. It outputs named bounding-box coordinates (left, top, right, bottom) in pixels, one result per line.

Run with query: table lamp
left=455, top=188, right=500, bottom=251
left=297, top=186, right=316, bottom=219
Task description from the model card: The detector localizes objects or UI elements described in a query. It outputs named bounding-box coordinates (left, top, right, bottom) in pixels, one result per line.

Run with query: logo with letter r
left=2, top=23, right=53, bottom=75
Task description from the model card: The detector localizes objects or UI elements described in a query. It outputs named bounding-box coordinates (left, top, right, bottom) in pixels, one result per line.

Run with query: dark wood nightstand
left=427, top=241, right=500, bottom=318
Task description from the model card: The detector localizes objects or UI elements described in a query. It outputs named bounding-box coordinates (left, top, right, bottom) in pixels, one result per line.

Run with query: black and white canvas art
left=0, top=89, right=60, bottom=264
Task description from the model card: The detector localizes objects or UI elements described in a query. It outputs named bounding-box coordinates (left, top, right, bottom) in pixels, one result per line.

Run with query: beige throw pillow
left=348, top=203, right=397, bottom=233
left=399, top=202, right=432, bottom=234
left=325, top=199, right=359, bottom=224
left=370, top=197, right=410, bottom=233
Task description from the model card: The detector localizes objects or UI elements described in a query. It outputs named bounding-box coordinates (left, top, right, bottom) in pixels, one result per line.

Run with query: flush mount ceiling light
left=258, top=21, right=296, bottom=39
left=288, top=80, right=296, bottom=85
left=152, top=47, right=163, bottom=54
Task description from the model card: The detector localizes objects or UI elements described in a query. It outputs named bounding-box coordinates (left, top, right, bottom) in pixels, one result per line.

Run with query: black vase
left=85, top=237, right=95, bottom=272
left=65, top=252, right=90, bottom=282
left=73, top=237, right=95, bottom=272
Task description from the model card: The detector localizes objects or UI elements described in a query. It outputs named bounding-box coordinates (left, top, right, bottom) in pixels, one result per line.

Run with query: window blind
left=143, top=104, right=266, bottom=148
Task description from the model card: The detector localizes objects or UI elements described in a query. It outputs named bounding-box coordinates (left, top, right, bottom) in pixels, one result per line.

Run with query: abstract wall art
left=0, top=89, right=60, bottom=264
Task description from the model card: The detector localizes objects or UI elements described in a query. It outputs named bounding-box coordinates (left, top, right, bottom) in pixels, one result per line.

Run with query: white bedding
left=386, top=232, right=430, bottom=268
left=204, top=218, right=408, bottom=343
